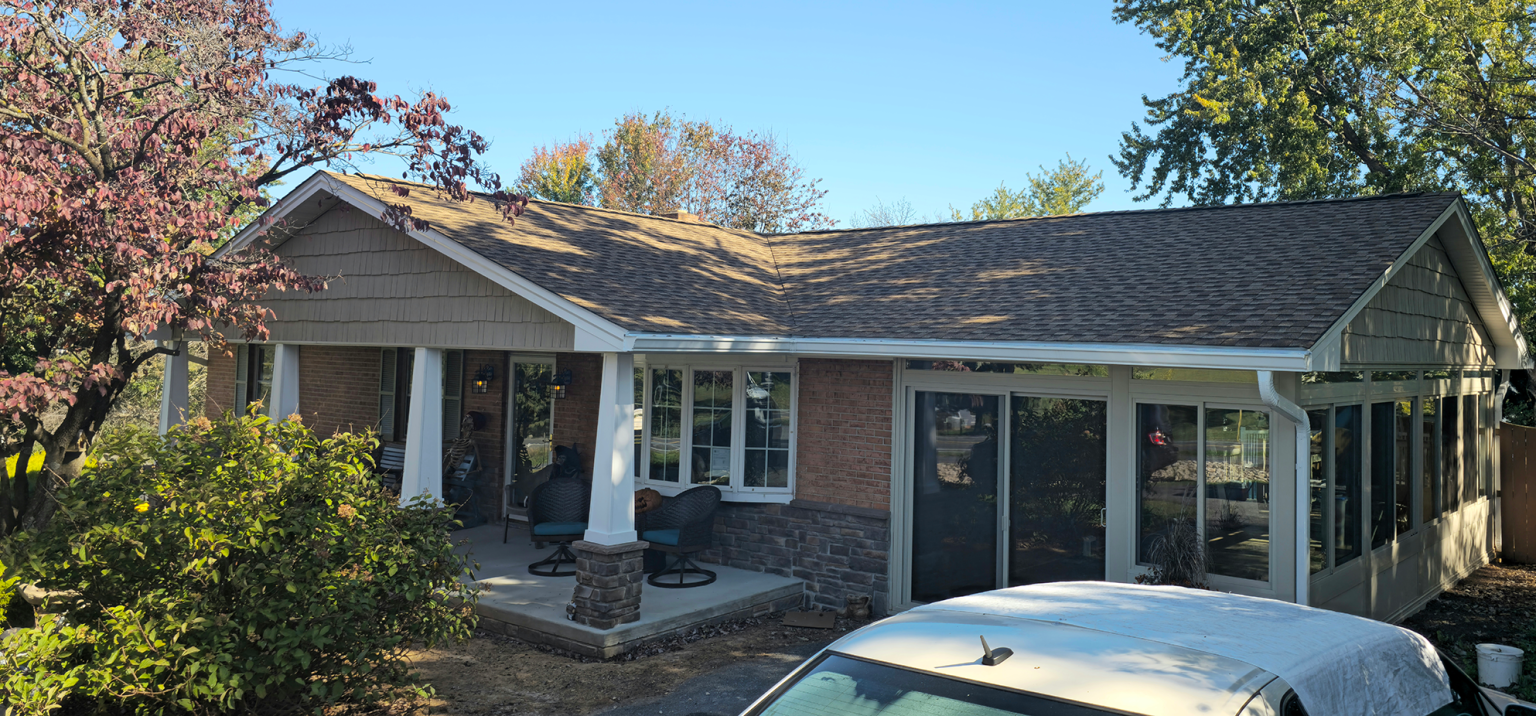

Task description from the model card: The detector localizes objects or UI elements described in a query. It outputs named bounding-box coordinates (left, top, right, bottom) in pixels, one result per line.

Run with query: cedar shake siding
left=257, top=205, right=574, bottom=350
left=1341, top=235, right=1497, bottom=367
left=794, top=359, right=894, bottom=512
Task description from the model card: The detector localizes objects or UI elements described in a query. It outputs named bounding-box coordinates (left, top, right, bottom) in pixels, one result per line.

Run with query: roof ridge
left=339, top=170, right=749, bottom=232
left=773, top=190, right=1462, bottom=237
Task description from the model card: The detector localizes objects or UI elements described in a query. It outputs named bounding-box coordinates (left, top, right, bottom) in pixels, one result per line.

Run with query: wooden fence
left=1500, top=421, right=1536, bottom=563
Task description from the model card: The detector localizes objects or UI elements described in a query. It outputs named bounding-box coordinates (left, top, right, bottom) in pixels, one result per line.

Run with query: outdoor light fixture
left=471, top=364, right=495, bottom=394
left=548, top=369, right=572, bottom=399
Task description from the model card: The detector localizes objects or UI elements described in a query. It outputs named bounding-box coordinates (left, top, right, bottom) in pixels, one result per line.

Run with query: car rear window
left=749, top=654, right=1130, bottom=716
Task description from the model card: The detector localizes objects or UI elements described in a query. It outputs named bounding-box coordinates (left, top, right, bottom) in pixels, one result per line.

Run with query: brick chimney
left=660, top=210, right=699, bottom=222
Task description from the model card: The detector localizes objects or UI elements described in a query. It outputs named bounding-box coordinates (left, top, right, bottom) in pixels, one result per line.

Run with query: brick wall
left=297, top=345, right=380, bottom=435
left=795, top=359, right=894, bottom=511
left=552, top=352, right=602, bottom=476
left=702, top=499, right=891, bottom=616
left=463, top=350, right=509, bottom=521
left=204, top=348, right=236, bottom=418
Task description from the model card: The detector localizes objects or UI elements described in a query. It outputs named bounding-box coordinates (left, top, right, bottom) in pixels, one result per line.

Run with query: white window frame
left=637, top=362, right=798, bottom=502
left=1131, top=397, right=1277, bottom=590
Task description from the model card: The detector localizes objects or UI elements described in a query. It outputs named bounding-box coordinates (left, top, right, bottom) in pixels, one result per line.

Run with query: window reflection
left=1334, top=405, right=1362, bottom=567
left=1136, top=404, right=1199, bottom=565
left=1205, top=407, right=1271, bottom=582
left=1423, top=397, right=1438, bottom=522
left=911, top=392, right=999, bottom=603
left=691, top=370, right=733, bottom=485
left=1442, top=396, right=1460, bottom=513
left=1308, top=409, right=1326, bottom=574
left=648, top=368, right=683, bottom=482
left=744, top=371, right=792, bottom=488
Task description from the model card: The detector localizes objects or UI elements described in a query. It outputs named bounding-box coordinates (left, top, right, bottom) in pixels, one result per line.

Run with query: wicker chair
left=526, top=474, right=590, bottom=577
left=639, top=485, right=722, bottom=588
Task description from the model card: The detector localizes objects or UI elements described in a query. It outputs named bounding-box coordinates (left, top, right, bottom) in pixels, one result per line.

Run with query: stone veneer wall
left=701, top=499, right=891, bottom=616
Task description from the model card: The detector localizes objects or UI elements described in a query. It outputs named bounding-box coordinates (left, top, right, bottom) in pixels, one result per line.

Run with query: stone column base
left=570, top=539, right=649, bottom=629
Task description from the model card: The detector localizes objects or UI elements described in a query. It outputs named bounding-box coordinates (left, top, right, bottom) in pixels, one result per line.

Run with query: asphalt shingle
left=319, top=172, right=1460, bottom=350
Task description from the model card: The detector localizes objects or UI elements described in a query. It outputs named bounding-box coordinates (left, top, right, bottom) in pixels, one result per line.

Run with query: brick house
left=163, top=170, right=1530, bottom=626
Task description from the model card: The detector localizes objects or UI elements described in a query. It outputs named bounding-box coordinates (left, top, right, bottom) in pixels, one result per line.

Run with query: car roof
left=834, top=582, right=1451, bottom=716
left=828, top=608, right=1276, bottom=716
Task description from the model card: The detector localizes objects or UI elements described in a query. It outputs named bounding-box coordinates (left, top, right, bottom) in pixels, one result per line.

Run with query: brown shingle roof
left=320, top=172, right=1460, bottom=350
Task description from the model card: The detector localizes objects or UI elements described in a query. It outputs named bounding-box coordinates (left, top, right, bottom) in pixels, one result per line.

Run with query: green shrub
left=0, top=413, right=478, bottom=715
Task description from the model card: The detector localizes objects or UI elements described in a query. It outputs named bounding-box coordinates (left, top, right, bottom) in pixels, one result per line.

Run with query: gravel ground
left=1401, top=560, right=1536, bottom=701
left=403, top=613, right=855, bottom=715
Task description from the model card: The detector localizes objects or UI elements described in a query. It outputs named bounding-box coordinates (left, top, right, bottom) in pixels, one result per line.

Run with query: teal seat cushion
left=533, top=521, right=586, bottom=537
left=641, top=529, right=680, bottom=546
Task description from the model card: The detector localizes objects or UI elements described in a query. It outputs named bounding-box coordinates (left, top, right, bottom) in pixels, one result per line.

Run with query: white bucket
left=1476, top=643, right=1525, bottom=689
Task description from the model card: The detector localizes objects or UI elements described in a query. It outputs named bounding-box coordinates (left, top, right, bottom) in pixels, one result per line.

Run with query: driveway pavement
left=592, top=641, right=823, bottom=716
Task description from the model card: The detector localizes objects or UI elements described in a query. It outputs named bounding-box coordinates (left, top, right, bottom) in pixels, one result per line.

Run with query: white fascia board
left=218, top=173, right=335, bottom=258
left=1439, top=203, right=1533, bottom=369
left=217, top=173, right=632, bottom=350
left=627, top=334, right=1315, bottom=371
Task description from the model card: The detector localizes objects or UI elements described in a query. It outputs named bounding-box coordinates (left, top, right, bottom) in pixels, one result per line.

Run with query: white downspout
left=1257, top=370, right=1310, bottom=607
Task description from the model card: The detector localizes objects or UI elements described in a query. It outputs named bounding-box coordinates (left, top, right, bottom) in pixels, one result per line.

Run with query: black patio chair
left=639, top=485, right=722, bottom=588
left=525, top=471, right=590, bottom=577
left=506, top=444, right=582, bottom=544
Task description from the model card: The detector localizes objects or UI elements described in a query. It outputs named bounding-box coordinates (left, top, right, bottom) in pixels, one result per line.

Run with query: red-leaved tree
left=0, top=0, right=526, bottom=534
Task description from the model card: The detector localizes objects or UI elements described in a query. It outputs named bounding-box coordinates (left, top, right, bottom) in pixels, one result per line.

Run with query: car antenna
left=980, top=636, right=1012, bottom=666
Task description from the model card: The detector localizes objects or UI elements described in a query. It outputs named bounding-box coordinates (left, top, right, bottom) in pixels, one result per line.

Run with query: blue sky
left=270, top=1, right=1187, bottom=225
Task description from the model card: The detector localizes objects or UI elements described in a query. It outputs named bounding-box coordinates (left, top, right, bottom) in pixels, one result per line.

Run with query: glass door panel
left=510, top=362, right=555, bottom=508
left=1008, top=396, right=1107, bottom=586
left=911, top=391, right=999, bottom=603
left=1204, top=407, right=1271, bottom=582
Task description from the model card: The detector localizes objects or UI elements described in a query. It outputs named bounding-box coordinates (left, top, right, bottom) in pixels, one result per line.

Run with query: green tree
left=521, top=110, right=835, bottom=232
left=1111, top=0, right=1536, bottom=328
left=516, top=136, right=598, bottom=204
left=952, top=155, right=1105, bottom=221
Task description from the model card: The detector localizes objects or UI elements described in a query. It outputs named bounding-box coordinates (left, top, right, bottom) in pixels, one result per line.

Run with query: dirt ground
left=404, top=614, right=853, bottom=715
left=1401, top=560, right=1536, bottom=701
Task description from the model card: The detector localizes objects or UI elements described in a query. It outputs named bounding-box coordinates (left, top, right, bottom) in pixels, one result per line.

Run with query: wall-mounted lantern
left=548, top=369, right=572, bottom=399
left=471, top=364, right=495, bottom=394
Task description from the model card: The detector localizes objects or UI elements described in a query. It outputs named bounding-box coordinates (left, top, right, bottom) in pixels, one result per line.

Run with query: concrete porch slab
left=455, top=524, right=804, bottom=658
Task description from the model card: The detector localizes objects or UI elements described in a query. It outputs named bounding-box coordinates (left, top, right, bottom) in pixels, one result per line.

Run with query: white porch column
left=268, top=344, right=301, bottom=420
left=157, top=341, right=189, bottom=435
left=584, top=352, right=638, bottom=544
left=401, top=347, right=444, bottom=505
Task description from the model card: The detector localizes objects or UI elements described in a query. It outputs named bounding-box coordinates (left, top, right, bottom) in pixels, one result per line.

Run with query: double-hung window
left=638, top=364, right=795, bottom=499
left=234, top=344, right=274, bottom=413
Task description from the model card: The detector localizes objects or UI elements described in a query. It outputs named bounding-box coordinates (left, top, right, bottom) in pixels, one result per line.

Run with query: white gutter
left=1257, top=370, right=1310, bottom=607
left=629, top=334, right=1314, bottom=372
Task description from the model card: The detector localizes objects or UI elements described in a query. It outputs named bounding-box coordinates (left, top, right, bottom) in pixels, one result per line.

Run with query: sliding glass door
left=1008, top=396, right=1107, bottom=586
left=910, top=391, right=1107, bottom=603
left=910, top=392, right=1000, bottom=603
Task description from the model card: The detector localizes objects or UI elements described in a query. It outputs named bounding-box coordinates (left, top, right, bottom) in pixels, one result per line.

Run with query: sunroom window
left=1136, top=402, right=1272, bottom=583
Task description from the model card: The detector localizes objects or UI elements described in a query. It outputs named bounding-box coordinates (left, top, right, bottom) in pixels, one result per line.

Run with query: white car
left=741, top=582, right=1534, bottom=716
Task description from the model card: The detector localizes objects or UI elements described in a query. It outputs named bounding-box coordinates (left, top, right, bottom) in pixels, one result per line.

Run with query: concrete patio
left=455, top=523, right=805, bottom=658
